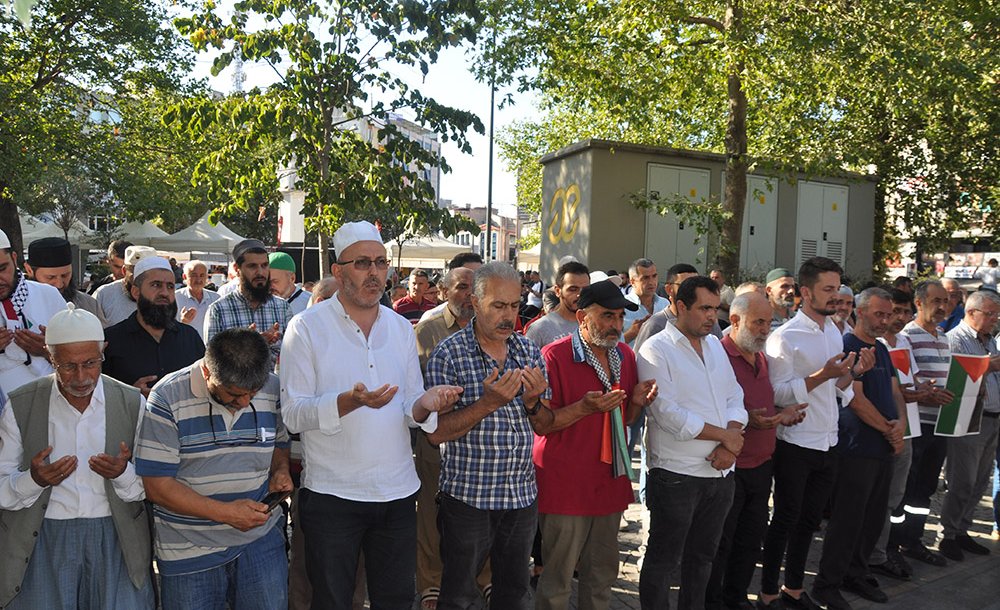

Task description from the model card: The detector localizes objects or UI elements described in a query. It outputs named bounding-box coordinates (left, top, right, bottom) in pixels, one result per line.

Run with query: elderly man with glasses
left=0, top=304, right=153, bottom=609
left=136, top=328, right=292, bottom=610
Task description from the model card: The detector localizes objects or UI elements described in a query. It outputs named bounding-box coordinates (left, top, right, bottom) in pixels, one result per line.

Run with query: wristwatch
left=523, top=399, right=542, bottom=416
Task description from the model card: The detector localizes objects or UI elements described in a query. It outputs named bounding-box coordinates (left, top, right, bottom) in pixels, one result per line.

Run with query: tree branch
left=682, top=15, right=725, bottom=32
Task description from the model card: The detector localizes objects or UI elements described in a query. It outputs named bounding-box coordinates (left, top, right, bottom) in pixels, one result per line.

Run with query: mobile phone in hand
left=262, top=490, right=292, bottom=513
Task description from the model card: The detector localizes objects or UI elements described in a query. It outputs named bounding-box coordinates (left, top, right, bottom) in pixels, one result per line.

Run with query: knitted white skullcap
left=124, top=245, right=157, bottom=266
left=133, top=256, right=172, bottom=280
left=333, top=221, right=383, bottom=259
left=45, top=302, right=104, bottom=345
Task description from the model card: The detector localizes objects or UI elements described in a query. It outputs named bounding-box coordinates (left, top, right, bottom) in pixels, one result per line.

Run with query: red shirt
left=392, top=295, right=435, bottom=324
left=535, top=334, right=638, bottom=516
left=721, top=335, right=777, bottom=469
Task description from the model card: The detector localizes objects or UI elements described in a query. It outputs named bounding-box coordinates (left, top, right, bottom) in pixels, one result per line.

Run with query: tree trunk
left=0, top=186, right=24, bottom=257
left=318, top=224, right=330, bottom=276
left=720, top=0, right=748, bottom=283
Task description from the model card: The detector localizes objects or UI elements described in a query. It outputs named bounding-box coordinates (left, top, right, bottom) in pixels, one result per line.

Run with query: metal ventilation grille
left=826, top=241, right=844, bottom=264
left=800, top=239, right=818, bottom=259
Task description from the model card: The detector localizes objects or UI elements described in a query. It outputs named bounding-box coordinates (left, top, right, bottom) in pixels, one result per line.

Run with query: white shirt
left=637, top=321, right=747, bottom=478
left=217, top=279, right=240, bottom=297
left=279, top=294, right=437, bottom=502
left=765, top=309, right=855, bottom=451
left=527, top=281, right=544, bottom=308
left=977, top=267, right=1000, bottom=287
left=0, top=380, right=145, bottom=518
left=175, top=286, right=221, bottom=340
left=0, top=281, right=65, bottom=393
left=419, top=301, right=447, bottom=323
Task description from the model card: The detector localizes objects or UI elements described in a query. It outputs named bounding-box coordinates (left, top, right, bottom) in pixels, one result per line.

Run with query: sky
left=190, top=25, right=539, bottom=218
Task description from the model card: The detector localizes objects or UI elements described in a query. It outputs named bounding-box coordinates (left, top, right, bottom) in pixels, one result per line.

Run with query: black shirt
left=839, top=333, right=897, bottom=460
left=103, top=312, right=205, bottom=388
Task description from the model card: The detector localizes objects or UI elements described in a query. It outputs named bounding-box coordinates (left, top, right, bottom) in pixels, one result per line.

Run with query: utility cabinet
left=645, top=164, right=712, bottom=271
left=795, top=181, right=850, bottom=270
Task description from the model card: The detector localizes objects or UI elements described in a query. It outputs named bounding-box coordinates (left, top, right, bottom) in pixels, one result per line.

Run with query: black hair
left=447, top=252, right=484, bottom=270
left=556, top=261, right=590, bottom=287
left=797, top=257, right=843, bottom=290
left=665, top=263, right=699, bottom=285
left=675, top=275, right=719, bottom=309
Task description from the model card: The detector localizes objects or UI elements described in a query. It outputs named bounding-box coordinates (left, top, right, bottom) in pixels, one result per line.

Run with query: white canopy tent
left=517, top=243, right=540, bottom=271
left=385, top=235, right=472, bottom=270
left=150, top=212, right=247, bottom=254
left=115, top=220, right=169, bottom=246
left=20, top=214, right=95, bottom=246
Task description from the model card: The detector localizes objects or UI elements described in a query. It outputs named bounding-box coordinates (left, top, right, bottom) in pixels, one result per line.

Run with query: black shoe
left=869, top=560, right=909, bottom=581
left=901, top=542, right=948, bottom=566
left=843, top=577, right=888, bottom=603
left=726, top=602, right=755, bottom=610
left=756, top=598, right=785, bottom=610
left=810, top=588, right=852, bottom=610
left=780, top=591, right=823, bottom=610
left=938, top=537, right=964, bottom=562
left=887, top=547, right=913, bottom=577
left=957, top=534, right=991, bottom=556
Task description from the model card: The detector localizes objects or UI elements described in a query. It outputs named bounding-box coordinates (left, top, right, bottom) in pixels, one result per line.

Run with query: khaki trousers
left=535, top=512, right=622, bottom=610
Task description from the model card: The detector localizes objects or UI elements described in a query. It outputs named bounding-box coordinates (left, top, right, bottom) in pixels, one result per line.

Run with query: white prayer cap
left=333, top=221, right=383, bottom=258
left=590, top=270, right=609, bottom=284
left=133, top=256, right=173, bottom=280
left=124, top=245, right=157, bottom=266
left=46, top=302, right=104, bottom=345
left=558, top=255, right=580, bottom=267
left=0, top=229, right=9, bottom=250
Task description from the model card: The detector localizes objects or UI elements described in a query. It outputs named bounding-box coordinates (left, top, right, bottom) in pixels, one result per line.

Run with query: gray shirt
left=948, top=320, right=1000, bottom=413
left=93, top=279, right=137, bottom=327
left=71, top=290, right=107, bottom=326
left=524, top=311, right=578, bottom=348
left=634, top=307, right=722, bottom=353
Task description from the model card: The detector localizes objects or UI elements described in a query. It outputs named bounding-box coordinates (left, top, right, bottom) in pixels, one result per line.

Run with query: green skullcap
left=268, top=252, right=296, bottom=273
left=765, top=268, right=793, bottom=284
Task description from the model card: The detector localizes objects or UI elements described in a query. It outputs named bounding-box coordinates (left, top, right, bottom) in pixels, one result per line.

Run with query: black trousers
left=298, top=488, right=417, bottom=610
left=814, top=454, right=893, bottom=594
left=706, top=460, right=774, bottom=609
left=891, top=422, right=948, bottom=547
left=760, top=440, right=838, bottom=594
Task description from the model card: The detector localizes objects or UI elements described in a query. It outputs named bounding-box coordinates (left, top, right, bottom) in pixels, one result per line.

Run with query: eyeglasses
left=337, top=257, right=390, bottom=271
left=53, top=355, right=105, bottom=375
left=970, top=309, right=1000, bottom=319
left=209, top=402, right=262, bottom=446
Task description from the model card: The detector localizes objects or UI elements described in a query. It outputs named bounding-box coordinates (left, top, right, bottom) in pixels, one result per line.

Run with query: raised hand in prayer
left=13, top=325, right=46, bottom=357
left=520, top=366, right=548, bottom=408
left=89, top=441, right=132, bottom=480
left=180, top=307, right=197, bottom=324
left=481, top=368, right=523, bottom=411
left=29, top=446, right=78, bottom=487
left=580, top=390, right=627, bottom=414
left=629, top=380, right=658, bottom=409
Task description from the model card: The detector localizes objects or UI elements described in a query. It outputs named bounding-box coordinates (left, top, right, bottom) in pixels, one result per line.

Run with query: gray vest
left=0, top=376, right=150, bottom=608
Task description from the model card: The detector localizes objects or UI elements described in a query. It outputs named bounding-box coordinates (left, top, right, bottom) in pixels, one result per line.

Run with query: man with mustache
left=0, top=229, right=66, bottom=393
left=175, top=260, right=220, bottom=340
left=764, top=268, right=796, bottom=330
left=279, top=221, right=462, bottom=609
left=534, top=279, right=657, bottom=610
left=205, top=239, right=291, bottom=369
left=103, top=257, right=205, bottom=398
left=636, top=275, right=748, bottom=610
left=525, top=261, right=590, bottom=348
left=892, top=280, right=954, bottom=566
left=93, top=245, right=158, bottom=327
left=759, top=257, right=875, bottom=610
left=0, top=304, right=153, bottom=608
left=812, top=288, right=906, bottom=609
left=832, top=285, right=855, bottom=335
left=413, top=266, right=487, bottom=608
left=25, top=237, right=105, bottom=326
left=426, top=262, right=555, bottom=610
left=706, top=291, right=805, bottom=610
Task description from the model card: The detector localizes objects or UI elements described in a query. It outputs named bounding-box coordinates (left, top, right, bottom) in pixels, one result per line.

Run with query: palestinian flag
left=888, top=347, right=922, bottom=439
left=935, top=354, right=990, bottom=437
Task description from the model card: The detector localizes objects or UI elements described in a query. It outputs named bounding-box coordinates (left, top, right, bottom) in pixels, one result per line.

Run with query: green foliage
left=485, top=0, right=999, bottom=278
left=170, top=0, right=486, bottom=266
left=0, top=0, right=197, bottom=253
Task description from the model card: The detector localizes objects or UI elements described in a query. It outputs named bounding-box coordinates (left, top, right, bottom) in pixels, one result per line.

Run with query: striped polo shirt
left=135, top=361, right=289, bottom=575
left=899, top=321, right=952, bottom=425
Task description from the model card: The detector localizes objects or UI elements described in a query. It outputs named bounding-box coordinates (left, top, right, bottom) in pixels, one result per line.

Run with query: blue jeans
left=160, top=523, right=287, bottom=610
left=299, top=488, right=417, bottom=610
left=994, top=440, right=1000, bottom=531
left=628, top=413, right=648, bottom=503
left=438, top=493, right=537, bottom=610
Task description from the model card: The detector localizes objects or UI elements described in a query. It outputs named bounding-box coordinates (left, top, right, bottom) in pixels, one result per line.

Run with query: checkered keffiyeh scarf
left=5, top=268, right=28, bottom=316
left=579, top=329, right=621, bottom=392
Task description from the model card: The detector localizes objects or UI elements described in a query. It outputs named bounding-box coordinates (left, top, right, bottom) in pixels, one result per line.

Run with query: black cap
left=232, top=239, right=267, bottom=263
left=27, top=237, right=72, bottom=268
left=578, top=280, right=638, bottom=311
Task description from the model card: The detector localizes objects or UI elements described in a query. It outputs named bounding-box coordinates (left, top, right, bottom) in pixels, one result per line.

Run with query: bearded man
left=103, top=257, right=205, bottom=397
left=25, top=237, right=106, bottom=325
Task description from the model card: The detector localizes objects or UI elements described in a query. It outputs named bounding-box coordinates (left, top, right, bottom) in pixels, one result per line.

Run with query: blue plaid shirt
left=204, top=290, right=291, bottom=368
left=425, top=320, right=550, bottom=510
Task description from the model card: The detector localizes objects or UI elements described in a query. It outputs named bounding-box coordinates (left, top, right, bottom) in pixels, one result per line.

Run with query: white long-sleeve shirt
left=765, top=309, right=855, bottom=451
left=0, top=381, right=145, bottom=517
left=637, top=320, right=747, bottom=478
left=279, top=294, right=437, bottom=503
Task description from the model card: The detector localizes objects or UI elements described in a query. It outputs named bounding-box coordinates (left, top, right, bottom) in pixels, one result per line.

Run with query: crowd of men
left=0, top=222, right=998, bottom=610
